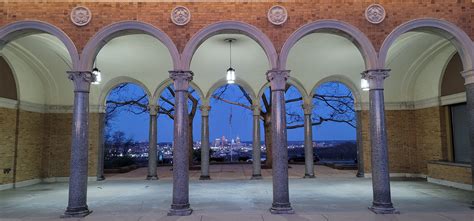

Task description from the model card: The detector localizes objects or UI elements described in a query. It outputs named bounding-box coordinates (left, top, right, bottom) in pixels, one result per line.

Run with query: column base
left=303, top=174, right=315, bottom=178
left=369, top=202, right=399, bottom=214
left=251, top=174, right=262, bottom=180
left=62, top=206, right=92, bottom=218
left=97, top=176, right=105, bottom=181
left=270, top=203, right=295, bottom=214
left=199, top=175, right=211, bottom=180
left=356, top=172, right=365, bottom=178
left=168, top=204, right=193, bottom=216
left=146, top=175, right=159, bottom=180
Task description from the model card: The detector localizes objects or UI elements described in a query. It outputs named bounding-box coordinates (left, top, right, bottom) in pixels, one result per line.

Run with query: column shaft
left=96, top=112, right=105, bottom=181
left=147, top=109, right=158, bottom=180
left=303, top=113, right=315, bottom=178
left=63, top=71, right=93, bottom=218
left=168, top=71, right=193, bottom=216
left=461, top=70, right=474, bottom=205
left=267, top=70, right=294, bottom=214
left=251, top=111, right=262, bottom=179
left=356, top=110, right=365, bottom=178
left=200, top=109, right=210, bottom=180
left=363, top=69, right=397, bottom=214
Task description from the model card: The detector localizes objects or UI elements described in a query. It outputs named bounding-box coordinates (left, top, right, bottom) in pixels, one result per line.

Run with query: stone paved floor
left=0, top=165, right=473, bottom=221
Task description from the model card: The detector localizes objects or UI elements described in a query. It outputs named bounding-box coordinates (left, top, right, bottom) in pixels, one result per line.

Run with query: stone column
left=96, top=112, right=105, bottom=181
left=460, top=69, right=474, bottom=205
left=251, top=105, right=262, bottom=179
left=267, top=69, right=294, bottom=214
left=147, top=105, right=158, bottom=180
left=302, top=103, right=315, bottom=178
left=356, top=110, right=365, bottom=178
left=168, top=70, right=193, bottom=216
left=63, top=71, right=94, bottom=218
left=200, top=104, right=211, bottom=180
left=362, top=69, right=397, bottom=214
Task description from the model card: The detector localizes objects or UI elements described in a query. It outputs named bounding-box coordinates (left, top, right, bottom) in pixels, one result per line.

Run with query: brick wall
left=428, top=162, right=472, bottom=185
left=0, top=1, right=472, bottom=54
left=0, top=107, right=17, bottom=185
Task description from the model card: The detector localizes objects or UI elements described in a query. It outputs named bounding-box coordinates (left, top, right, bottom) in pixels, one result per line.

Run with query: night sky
left=107, top=83, right=356, bottom=142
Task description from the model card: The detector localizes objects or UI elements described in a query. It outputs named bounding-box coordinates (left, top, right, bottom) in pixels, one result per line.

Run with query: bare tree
left=211, top=82, right=355, bottom=168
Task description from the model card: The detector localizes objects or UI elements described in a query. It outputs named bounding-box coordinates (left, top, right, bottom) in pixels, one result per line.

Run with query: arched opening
left=102, top=82, right=150, bottom=180
left=0, top=21, right=78, bottom=187
left=380, top=19, right=473, bottom=189
left=311, top=81, right=357, bottom=175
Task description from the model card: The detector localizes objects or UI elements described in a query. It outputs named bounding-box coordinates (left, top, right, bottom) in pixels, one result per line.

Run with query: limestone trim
left=279, top=20, right=377, bottom=70
left=0, top=97, right=18, bottom=109
left=181, top=21, right=278, bottom=70
left=378, top=18, right=474, bottom=72
left=427, top=177, right=473, bottom=191
left=80, top=20, right=180, bottom=71
left=97, top=76, right=152, bottom=107
left=440, top=92, right=466, bottom=106
left=0, top=20, right=80, bottom=70
left=461, top=69, right=474, bottom=85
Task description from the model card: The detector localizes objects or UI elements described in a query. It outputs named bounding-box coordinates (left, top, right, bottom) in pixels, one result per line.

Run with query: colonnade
left=64, top=66, right=410, bottom=216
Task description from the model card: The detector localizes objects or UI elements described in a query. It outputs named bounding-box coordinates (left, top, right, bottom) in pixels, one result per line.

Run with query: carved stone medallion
left=70, top=6, right=92, bottom=27
left=268, top=5, right=288, bottom=25
left=171, top=6, right=191, bottom=26
left=365, top=4, right=386, bottom=24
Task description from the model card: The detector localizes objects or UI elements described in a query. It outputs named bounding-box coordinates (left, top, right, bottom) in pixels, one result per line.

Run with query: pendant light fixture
left=225, top=38, right=236, bottom=84
left=361, top=78, right=369, bottom=91
left=92, top=58, right=102, bottom=85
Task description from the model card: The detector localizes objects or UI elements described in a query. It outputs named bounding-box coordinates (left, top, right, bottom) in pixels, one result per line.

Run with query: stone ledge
left=428, top=160, right=471, bottom=168
left=427, top=177, right=473, bottom=191
left=0, top=177, right=97, bottom=191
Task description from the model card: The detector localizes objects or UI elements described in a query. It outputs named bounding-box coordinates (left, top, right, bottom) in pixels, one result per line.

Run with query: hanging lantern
left=361, top=78, right=369, bottom=91
left=92, top=67, right=102, bottom=85
left=225, top=38, right=236, bottom=84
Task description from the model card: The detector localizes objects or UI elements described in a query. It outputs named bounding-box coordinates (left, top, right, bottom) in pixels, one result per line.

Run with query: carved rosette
left=70, top=6, right=92, bottom=27
left=365, top=4, right=386, bottom=24
left=171, top=6, right=191, bottom=26
left=267, top=5, right=288, bottom=25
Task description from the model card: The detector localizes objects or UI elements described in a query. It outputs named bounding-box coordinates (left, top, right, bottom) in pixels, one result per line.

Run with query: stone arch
left=257, top=77, right=310, bottom=104
left=152, top=78, right=205, bottom=106
left=0, top=20, right=80, bottom=70
left=205, top=78, right=257, bottom=103
left=181, top=21, right=278, bottom=70
left=310, top=75, right=362, bottom=110
left=80, top=21, right=180, bottom=71
left=98, top=76, right=152, bottom=108
left=279, top=20, right=378, bottom=70
left=378, top=18, right=474, bottom=71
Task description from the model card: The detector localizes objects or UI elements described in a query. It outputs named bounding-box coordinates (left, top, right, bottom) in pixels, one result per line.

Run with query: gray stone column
left=251, top=105, right=262, bottom=179
left=460, top=69, right=474, bottom=205
left=168, top=70, right=193, bottom=216
left=302, top=103, right=315, bottom=178
left=200, top=104, right=211, bottom=180
left=96, top=112, right=105, bottom=181
left=63, top=71, right=94, bottom=218
left=356, top=110, right=365, bottom=178
left=267, top=69, right=294, bottom=214
left=362, top=69, right=397, bottom=214
left=147, top=105, right=158, bottom=180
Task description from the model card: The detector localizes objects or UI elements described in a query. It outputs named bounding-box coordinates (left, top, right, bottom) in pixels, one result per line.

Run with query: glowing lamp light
left=226, top=67, right=235, bottom=84
left=361, top=78, right=369, bottom=91
left=92, top=67, right=102, bottom=85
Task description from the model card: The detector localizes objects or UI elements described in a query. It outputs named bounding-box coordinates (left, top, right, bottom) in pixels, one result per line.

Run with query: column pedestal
left=63, top=71, right=94, bottom=218
left=362, top=69, right=398, bottom=214
left=267, top=70, right=294, bottom=214
left=168, top=70, right=193, bottom=216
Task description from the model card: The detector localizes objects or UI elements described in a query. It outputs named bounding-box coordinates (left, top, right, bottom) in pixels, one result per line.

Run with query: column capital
left=67, top=71, right=95, bottom=93
left=251, top=104, right=261, bottom=116
left=200, top=105, right=211, bottom=116
left=148, top=104, right=159, bottom=116
left=302, top=103, right=313, bottom=115
left=169, top=70, right=193, bottom=91
left=266, top=69, right=290, bottom=91
left=361, top=69, right=390, bottom=90
left=461, top=69, right=474, bottom=85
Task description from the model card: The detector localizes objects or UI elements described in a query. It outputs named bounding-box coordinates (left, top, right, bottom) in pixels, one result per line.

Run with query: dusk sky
left=107, top=83, right=356, bottom=142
